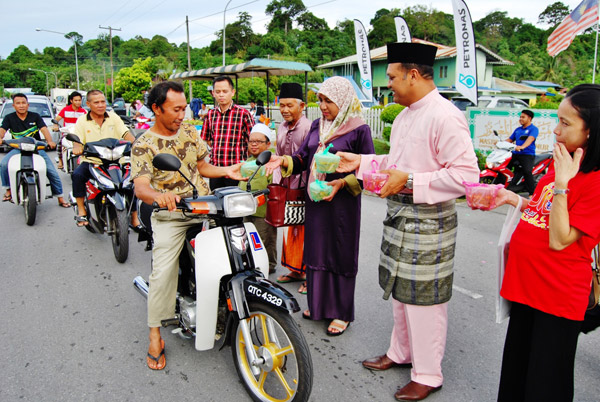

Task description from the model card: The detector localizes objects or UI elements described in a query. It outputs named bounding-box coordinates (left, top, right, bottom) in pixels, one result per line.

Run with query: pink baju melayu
left=360, top=89, right=479, bottom=387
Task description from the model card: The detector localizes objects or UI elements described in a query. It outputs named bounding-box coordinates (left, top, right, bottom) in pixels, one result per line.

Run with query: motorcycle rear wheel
left=232, top=303, right=312, bottom=402
left=109, top=206, right=129, bottom=263
left=22, top=181, right=37, bottom=226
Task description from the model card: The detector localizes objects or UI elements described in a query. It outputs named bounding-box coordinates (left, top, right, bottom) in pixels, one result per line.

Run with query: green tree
left=538, top=2, right=570, bottom=26
left=114, top=57, right=153, bottom=102
left=265, top=0, right=306, bottom=33
left=368, top=8, right=400, bottom=48
left=211, top=12, right=258, bottom=57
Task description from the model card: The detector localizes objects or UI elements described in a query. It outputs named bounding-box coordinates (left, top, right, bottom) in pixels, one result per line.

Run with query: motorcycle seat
left=533, top=153, right=552, bottom=165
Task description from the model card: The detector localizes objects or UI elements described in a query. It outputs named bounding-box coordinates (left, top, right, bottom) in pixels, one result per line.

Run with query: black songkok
left=386, top=43, right=437, bottom=66
left=279, top=82, right=304, bottom=101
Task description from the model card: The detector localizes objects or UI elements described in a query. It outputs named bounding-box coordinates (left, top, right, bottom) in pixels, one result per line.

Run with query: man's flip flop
left=2, top=194, right=12, bottom=202
left=58, top=202, right=72, bottom=208
left=277, top=274, right=305, bottom=283
left=75, top=215, right=89, bottom=227
left=147, top=339, right=166, bottom=370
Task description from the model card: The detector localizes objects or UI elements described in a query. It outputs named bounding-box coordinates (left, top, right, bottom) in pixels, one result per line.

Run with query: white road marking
left=453, top=285, right=483, bottom=299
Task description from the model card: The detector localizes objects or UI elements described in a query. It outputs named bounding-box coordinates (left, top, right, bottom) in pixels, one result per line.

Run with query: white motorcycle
left=58, top=126, right=79, bottom=174
left=5, top=137, right=51, bottom=225
left=133, top=151, right=313, bottom=401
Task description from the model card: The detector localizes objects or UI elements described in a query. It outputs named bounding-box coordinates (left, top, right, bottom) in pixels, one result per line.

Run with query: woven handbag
left=588, top=244, right=600, bottom=310
left=265, top=183, right=305, bottom=227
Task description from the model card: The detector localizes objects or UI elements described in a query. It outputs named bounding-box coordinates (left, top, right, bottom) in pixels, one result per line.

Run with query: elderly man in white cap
left=238, top=123, right=277, bottom=273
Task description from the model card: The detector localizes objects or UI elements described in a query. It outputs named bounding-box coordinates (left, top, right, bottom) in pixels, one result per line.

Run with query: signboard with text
left=467, top=108, right=558, bottom=154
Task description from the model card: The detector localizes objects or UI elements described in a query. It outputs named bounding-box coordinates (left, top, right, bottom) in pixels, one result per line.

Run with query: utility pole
left=186, top=16, right=193, bottom=102
left=99, top=25, right=121, bottom=103
left=103, top=63, right=107, bottom=94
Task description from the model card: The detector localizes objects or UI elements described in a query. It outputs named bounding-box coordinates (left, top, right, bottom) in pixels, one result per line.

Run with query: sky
left=2, top=0, right=562, bottom=60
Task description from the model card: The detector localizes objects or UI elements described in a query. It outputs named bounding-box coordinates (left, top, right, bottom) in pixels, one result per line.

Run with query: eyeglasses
left=248, top=140, right=268, bottom=144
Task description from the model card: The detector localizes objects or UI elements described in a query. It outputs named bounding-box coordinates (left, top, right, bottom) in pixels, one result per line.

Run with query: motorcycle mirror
left=493, top=130, right=499, bottom=137
left=153, top=154, right=181, bottom=171
left=65, top=133, right=83, bottom=144
left=255, top=150, right=272, bottom=166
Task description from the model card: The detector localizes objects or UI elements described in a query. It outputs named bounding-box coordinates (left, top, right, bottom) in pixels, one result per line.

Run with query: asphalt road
left=0, top=155, right=598, bottom=401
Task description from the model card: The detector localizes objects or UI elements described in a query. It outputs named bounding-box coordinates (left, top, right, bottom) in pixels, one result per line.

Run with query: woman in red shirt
left=489, top=84, right=600, bottom=401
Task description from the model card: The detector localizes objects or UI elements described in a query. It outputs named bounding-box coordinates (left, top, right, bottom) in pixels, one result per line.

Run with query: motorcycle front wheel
left=232, top=303, right=312, bottom=402
left=109, top=206, right=129, bottom=263
left=22, top=181, right=37, bottom=226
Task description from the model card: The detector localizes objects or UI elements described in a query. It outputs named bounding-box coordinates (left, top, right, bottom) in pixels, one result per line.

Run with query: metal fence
left=267, top=107, right=385, bottom=139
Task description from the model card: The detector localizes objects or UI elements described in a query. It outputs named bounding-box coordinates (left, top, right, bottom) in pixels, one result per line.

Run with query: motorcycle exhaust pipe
left=133, top=276, right=149, bottom=299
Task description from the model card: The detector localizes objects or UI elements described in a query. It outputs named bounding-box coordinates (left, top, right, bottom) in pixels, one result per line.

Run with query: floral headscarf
left=307, top=76, right=365, bottom=199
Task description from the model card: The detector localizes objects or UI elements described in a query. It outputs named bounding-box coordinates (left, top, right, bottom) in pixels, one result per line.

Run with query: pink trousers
left=386, top=299, right=448, bottom=388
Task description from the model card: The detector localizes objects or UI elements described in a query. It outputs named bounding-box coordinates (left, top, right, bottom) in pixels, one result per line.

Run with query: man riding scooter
left=131, top=81, right=244, bottom=370
left=0, top=93, right=70, bottom=207
left=506, top=110, right=538, bottom=196
left=71, top=90, right=140, bottom=228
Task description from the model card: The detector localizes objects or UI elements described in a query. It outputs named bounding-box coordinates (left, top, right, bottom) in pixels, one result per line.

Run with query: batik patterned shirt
left=131, top=123, right=210, bottom=198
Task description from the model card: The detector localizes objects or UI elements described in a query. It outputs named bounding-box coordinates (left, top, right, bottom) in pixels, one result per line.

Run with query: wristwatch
left=405, top=173, right=414, bottom=190
left=553, top=188, right=569, bottom=195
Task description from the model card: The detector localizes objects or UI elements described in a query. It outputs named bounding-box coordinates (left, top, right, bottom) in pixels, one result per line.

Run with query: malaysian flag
left=547, top=0, right=599, bottom=56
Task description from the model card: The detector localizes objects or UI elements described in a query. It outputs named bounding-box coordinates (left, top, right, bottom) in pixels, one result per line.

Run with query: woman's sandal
left=327, top=319, right=350, bottom=336
left=75, top=215, right=89, bottom=227
left=298, top=282, right=307, bottom=294
left=276, top=273, right=305, bottom=283
left=2, top=193, right=12, bottom=203
left=302, top=309, right=311, bottom=320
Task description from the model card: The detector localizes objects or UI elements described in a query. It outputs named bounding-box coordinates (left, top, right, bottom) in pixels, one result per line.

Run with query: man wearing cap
left=238, top=123, right=277, bottom=273
left=338, top=43, right=479, bottom=401
left=273, top=83, right=311, bottom=291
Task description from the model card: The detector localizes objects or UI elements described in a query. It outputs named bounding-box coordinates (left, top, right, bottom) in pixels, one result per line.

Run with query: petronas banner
left=452, top=0, right=478, bottom=105
left=394, top=17, right=412, bottom=43
left=354, top=19, right=373, bottom=102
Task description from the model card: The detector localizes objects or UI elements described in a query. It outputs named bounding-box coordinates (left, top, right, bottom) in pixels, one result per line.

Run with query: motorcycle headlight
left=21, top=143, right=36, bottom=152
left=486, top=161, right=500, bottom=169
left=95, top=145, right=128, bottom=161
left=223, top=193, right=256, bottom=218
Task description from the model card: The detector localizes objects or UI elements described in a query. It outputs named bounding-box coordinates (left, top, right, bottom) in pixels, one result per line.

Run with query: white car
left=0, top=95, right=59, bottom=151
left=451, top=96, right=530, bottom=111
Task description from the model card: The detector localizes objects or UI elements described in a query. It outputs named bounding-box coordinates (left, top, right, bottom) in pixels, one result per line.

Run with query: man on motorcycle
left=71, top=90, right=138, bottom=227
left=506, top=110, right=539, bottom=196
left=53, top=91, right=86, bottom=170
left=131, top=81, right=244, bottom=370
left=0, top=93, right=71, bottom=207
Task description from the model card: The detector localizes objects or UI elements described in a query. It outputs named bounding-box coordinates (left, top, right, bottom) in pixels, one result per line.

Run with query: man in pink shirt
left=338, top=42, right=479, bottom=401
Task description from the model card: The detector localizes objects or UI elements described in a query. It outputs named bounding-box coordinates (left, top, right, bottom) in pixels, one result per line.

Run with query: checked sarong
left=379, top=194, right=457, bottom=305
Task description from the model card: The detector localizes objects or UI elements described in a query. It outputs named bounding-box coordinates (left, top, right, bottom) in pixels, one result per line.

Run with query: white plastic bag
left=496, top=197, right=523, bottom=324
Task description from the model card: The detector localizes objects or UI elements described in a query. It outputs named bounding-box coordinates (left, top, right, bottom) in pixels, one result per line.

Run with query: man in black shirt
left=0, top=93, right=70, bottom=206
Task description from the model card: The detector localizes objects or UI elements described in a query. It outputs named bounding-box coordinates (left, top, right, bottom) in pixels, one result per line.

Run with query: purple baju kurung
left=290, top=119, right=374, bottom=322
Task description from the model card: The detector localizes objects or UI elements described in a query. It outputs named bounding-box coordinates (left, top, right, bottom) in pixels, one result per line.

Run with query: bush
left=382, top=126, right=392, bottom=142
left=306, top=102, right=318, bottom=108
left=532, top=94, right=563, bottom=110
left=380, top=104, right=405, bottom=124
left=475, top=149, right=488, bottom=171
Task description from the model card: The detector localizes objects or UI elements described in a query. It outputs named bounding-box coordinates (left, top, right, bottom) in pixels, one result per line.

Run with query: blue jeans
left=1, top=149, right=63, bottom=196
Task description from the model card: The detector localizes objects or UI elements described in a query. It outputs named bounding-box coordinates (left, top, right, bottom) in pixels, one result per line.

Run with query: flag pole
left=594, top=0, right=600, bottom=83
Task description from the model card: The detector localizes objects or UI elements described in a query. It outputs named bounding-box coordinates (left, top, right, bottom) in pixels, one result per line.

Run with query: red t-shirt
left=501, top=166, right=600, bottom=320
left=58, top=104, right=87, bottom=126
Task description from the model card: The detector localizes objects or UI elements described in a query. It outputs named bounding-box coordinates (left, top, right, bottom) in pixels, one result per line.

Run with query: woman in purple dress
left=266, top=76, right=374, bottom=335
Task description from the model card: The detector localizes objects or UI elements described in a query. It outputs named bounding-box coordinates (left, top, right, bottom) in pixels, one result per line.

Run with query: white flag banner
left=394, top=17, right=412, bottom=43
left=451, top=0, right=478, bottom=105
left=354, top=19, right=373, bottom=102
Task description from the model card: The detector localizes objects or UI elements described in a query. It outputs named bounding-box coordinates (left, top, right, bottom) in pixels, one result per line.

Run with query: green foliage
left=474, top=149, right=488, bottom=171
left=306, top=102, right=318, bottom=108
left=114, top=58, right=153, bottom=102
left=380, top=104, right=405, bottom=124
left=532, top=94, right=563, bottom=109
left=382, top=126, right=392, bottom=142
left=374, top=138, right=390, bottom=155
